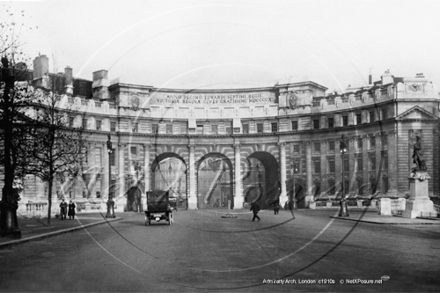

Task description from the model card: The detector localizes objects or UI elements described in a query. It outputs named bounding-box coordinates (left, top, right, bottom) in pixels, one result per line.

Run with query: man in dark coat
left=68, top=200, right=76, bottom=220
left=250, top=202, right=261, bottom=222
left=59, top=199, right=67, bottom=220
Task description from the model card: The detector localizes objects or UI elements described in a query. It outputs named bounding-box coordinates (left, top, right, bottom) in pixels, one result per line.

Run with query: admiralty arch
left=14, top=55, right=440, bottom=214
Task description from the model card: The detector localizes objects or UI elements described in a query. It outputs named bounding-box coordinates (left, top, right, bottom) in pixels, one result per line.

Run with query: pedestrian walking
left=250, top=202, right=261, bottom=222
left=288, top=200, right=296, bottom=219
left=68, top=200, right=76, bottom=220
left=273, top=201, right=280, bottom=215
left=59, top=199, right=67, bottom=220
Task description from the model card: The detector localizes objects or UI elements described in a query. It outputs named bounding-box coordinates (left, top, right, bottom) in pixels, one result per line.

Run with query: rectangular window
left=370, top=111, right=375, bottom=122
left=357, top=157, right=363, bottom=172
left=370, top=155, right=376, bottom=171
left=242, top=124, right=249, bottom=134
left=294, top=144, right=300, bottom=153
left=382, top=108, right=388, bottom=120
left=314, top=160, right=321, bottom=174
left=328, top=117, right=334, bottom=128
left=166, top=124, right=173, bottom=134
left=132, top=123, right=138, bottom=133
left=313, top=119, right=320, bottom=129
left=292, top=161, right=300, bottom=173
left=356, top=113, right=362, bottom=124
left=291, top=121, right=298, bottom=130
left=257, top=123, right=263, bottom=133
left=69, top=117, right=74, bottom=128
left=226, top=126, right=232, bottom=134
left=180, top=124, right=187, bottom=134
left=130, top=146, right=137, bottom=156
left=82, top=118, right=88, bottom=129
left=196, top=125, right=203, bottom=134
left=211, top=125, right=218, bottom=134
left=342, top=115, right=348, bottom=126
left=370, top=136, right=376, bottom=148
left=152, top=124, right=159, bottom=134
left=357, top=138, right=363, bottom=149
left=96, top=120, right=102, bottom=130
left=314, top=142, right=320, bottom=153
left=96, top=191, right=101, bottom=199
left=329, top=141, right=335, bottom=152
left=271, top=122, right=278, bottom=133
left=382, top=135, right=388, bottom=146
left=329, top=159, right=335, bottom=173
left=110, top=121, right=116, bottom=132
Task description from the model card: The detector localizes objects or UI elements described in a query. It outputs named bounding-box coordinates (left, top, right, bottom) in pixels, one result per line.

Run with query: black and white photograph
left=0, top=0, right=439, bottom=292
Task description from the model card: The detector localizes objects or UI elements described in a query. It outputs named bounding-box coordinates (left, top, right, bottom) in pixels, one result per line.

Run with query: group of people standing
left=59, top=199, right=76, bottom=220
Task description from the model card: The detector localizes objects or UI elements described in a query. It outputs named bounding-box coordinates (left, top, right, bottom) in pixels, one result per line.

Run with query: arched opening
left=151, top=153, right=187, bottom=209
left=244, top=152, right=279, bottom=209
left=196, top=153, right=233, bottom=209
left=286, top=177, right=306, bottom=208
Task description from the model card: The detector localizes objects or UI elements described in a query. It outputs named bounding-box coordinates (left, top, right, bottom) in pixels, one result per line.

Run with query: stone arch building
left=15, top=56, right=440, bottom=214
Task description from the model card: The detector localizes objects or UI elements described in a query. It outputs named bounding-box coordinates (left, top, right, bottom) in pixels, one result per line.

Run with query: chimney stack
left=32, top=54, right=50, bottom=89
left=64, top=66, right=73, bottom=95
left=368, top=68, right=372, bottom=85
left=92, top=69, right=109, bottom=100
left=381, top=69, right=394, bottom=85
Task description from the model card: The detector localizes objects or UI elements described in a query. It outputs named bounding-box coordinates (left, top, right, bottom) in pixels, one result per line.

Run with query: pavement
left=0, top=212, right=122, bottom=248
left=0, top=208, right=439, bottom=248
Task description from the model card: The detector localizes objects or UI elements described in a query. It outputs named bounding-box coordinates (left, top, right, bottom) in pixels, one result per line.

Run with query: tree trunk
left=0, top=57, right=21, bottom=238
left=47, top=179, right=53, bottom=226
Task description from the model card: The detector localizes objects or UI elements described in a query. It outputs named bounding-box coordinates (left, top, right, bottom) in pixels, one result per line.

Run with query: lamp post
left=339, top=135, right=349, bottom=217
left=106, top=135, right=115, bottom=218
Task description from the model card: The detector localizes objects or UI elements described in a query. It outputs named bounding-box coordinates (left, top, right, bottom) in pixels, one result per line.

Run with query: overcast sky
left=4, top=0, right=440, bottom=93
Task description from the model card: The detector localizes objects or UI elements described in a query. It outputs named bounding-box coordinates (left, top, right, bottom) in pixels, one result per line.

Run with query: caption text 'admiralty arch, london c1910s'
left=6, top=54, right=440, bottom=217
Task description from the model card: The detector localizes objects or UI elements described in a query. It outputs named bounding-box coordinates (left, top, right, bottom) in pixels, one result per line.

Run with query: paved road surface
left=0, top=209, right=439, bottom=292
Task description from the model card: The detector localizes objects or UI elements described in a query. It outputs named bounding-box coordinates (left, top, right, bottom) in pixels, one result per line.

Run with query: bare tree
left=26, top=89, right=87, bottom=226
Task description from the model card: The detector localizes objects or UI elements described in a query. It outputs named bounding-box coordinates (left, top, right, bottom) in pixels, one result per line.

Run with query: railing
left=25, top=202, right=48, bottom=218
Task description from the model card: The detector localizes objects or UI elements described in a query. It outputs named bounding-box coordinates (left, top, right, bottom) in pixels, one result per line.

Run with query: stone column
left=279, top=142, right=288, bottom=205
left=305, top=141, right=313, bottom=207
left=188, top=145, right=197, bottom=209
left=143, top=144, right=151, bottom=192
left=87, top=143, right=96, bottom=199
left=142, top=144, right=150, bottom=209
left=386, top=131, right=398, bottom=196
left=335, top=138, right=342, bottom=196
left=320, top=141, right=327, bottom=198
left=362, top=136, right=369, bottom=195
left=101, top=142, right=109, bottom=200
left=118, top=144, right=125, bottom=198
left=375, top=133, right=383, bottom=194
left=348, top=137, right=356, bottom=195
left=234, top=144, right=244, bottom=209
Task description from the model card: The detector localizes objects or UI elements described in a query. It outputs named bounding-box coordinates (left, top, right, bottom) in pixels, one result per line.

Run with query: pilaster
left=234, top=144, right=243, bottom=209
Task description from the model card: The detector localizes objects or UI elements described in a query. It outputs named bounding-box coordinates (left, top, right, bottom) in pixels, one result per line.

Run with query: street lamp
left=339, top=135, right=349, bottom=217
left=106, top=134, right=115, bottom=218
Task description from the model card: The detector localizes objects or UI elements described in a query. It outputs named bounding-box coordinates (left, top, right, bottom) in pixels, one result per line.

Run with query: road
left=0, top=209, right=439, bottom=292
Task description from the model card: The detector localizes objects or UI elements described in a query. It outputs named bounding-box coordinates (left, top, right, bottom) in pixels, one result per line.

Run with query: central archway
left=151, top=153, right=187, bottom=209
left=196, top=153, right=233, bottom=209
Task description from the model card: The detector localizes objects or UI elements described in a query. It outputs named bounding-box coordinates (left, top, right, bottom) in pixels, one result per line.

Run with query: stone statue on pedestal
left=411, top=134, right=427, bottom=172
left=403, top=134, right=437, bottom=218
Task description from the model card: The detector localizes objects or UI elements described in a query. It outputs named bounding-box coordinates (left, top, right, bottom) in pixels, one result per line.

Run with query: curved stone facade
left=17, top=63, right=440, bottom=213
